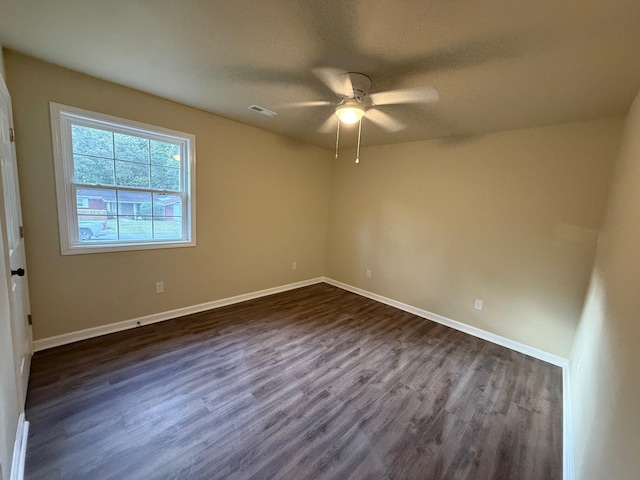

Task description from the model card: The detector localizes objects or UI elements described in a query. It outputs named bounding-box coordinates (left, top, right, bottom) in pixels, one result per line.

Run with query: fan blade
left=365, top=109, right=406, bottom=132
left=279, top=100, right=332, bottom=108
left=313, top=68, right=353, bottom=97
left=318, top=114, right=338, bottom=134
left=369, top=86, right=439, bottom=106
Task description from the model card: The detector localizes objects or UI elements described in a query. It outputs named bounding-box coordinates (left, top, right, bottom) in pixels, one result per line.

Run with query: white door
left=0, top=75, right=32, bottom=406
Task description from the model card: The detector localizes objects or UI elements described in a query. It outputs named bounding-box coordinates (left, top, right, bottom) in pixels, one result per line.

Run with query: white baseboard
left=10, top=414, right=29, bottom=480
left=322, top=277, right=569, bottom=367
left=322, top=276, right=572, bottom=479
left=33, top=277, right=323, bottom=351
left=563, top=364, right=574, bottom=480
left=36, top=275, right=569, bottom=364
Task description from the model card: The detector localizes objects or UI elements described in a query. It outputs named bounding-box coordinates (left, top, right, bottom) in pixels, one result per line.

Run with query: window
left=50, top=103, right=196, bottom=254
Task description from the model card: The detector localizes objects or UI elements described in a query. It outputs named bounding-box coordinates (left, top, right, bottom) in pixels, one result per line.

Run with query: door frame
left=0, top=70, right=32, bottom=480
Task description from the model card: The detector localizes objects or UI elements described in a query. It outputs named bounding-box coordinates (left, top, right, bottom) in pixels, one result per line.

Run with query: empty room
left=0, top=1, right=639, bottom=479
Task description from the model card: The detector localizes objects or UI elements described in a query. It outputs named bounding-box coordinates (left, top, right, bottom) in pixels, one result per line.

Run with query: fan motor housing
left=348, top=72, right=372, bottom=102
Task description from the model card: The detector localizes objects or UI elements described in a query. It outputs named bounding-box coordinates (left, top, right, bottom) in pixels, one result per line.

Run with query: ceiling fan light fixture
left=335, top=104, right=365, bottom=124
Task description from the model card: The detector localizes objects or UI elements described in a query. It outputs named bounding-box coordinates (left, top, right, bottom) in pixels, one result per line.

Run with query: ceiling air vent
left=246, top=104, right=277, bottom=118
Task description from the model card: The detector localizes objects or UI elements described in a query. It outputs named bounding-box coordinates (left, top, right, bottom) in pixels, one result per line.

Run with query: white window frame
left=50, top=102, right=196, bottom=255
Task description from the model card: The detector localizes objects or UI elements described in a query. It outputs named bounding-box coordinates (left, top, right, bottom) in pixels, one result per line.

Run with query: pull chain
left=355, top=118, right=362, bottom=164
left=335, top=120, right=340, bottom=159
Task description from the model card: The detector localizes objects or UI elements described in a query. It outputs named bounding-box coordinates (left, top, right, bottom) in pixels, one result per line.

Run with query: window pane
left=114, top=133, right=150, bottom=164
left=72, top=125, right=114, bottom=158
left=153, top=217, right=183, bottom=239
left=76, top=187, right=114, bottom=214
left=151, top=165, right=180, bottom=191
left=77, top=215, right=108, bottom=242
left=118, top=216, right=152, bottom=240
left=76, top=189, right=117, bottom=242
left=151, top=140, right=181, bottom=167
left=117, top=191, right=151, bottom=216
left=115, top=160, right=150, bottom=188
left=153, top=193, right=182, bottom=218
left=74, top=155, right=115, bottom=185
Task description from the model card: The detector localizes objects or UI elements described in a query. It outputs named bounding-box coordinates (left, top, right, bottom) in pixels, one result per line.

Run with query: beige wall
left=0, top=46, right=5, bottom=80
left=2, top=52, right=628, bottom=357
left=4, top=50, right=332, bottom=340
left=570, top=91, right=640, bottom=479
left=6, top=47, right=640, bottom=476
left=325, top=119, right=622, bottom=357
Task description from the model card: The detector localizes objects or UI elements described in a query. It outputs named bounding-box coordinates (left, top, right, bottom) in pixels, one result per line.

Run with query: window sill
left=61, top=239, right=196, bottom=255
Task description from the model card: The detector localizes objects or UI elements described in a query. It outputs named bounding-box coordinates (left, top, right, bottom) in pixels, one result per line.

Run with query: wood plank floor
left=25, top=283, right=562, bottom=480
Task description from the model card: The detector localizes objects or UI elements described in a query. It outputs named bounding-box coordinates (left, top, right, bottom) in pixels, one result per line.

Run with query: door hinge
left=9, top=128, right=15, bottom=142
left=19, top=226, right=24, bottom=238
left=27, top=314, right=32, bottom=326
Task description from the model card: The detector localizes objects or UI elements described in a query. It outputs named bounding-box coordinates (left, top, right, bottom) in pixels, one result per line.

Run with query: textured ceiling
left=1, top=0, right=639, bottom=149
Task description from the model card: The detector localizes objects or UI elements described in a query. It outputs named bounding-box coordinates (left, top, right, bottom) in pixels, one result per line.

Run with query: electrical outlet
left=292, top=261, right=297, bottom=270
left=366, top=269, right=372, bottom=278
left=474, top=299, right=483, bottom=310
left=155, top=281, right=164, bottom=294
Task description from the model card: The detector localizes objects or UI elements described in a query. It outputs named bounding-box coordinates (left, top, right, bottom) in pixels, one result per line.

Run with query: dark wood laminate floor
left=25, top=283, right=562, bottom=480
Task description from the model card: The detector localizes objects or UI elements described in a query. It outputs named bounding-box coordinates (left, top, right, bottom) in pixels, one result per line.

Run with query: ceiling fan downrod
left=334, top=116, right=363, bottom=164
left=355, top=118, right=362, bottom=164
left=335, top=120, right=340, bottom=159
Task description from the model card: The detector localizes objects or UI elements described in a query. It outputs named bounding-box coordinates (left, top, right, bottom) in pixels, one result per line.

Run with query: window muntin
left=51, top=103, right=196, bottom=254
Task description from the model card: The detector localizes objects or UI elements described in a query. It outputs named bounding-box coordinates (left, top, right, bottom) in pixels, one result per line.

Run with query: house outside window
left=50, top=103, right=196, bottom=254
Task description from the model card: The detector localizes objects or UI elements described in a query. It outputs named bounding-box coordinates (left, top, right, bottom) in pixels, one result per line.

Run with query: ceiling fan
left=285, top=68, right=440, bottom=163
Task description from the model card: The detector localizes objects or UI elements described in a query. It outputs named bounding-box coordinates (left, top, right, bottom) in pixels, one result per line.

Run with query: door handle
left=11, top=268, right=25, bottom=277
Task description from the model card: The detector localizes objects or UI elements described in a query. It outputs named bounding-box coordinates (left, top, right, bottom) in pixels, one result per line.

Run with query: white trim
left=10, top=414, right=29, bottom=480
left=322, top=276, right=572, bottom=479
left=563, top=363, right=574, bottom=480
left=33, top=278, right=323, bottom=351
left=49, top=102, right=196, bottom=255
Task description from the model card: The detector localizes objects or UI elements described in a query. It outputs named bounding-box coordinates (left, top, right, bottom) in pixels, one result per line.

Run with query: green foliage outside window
left=72, top=125, right=181, bottom=191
